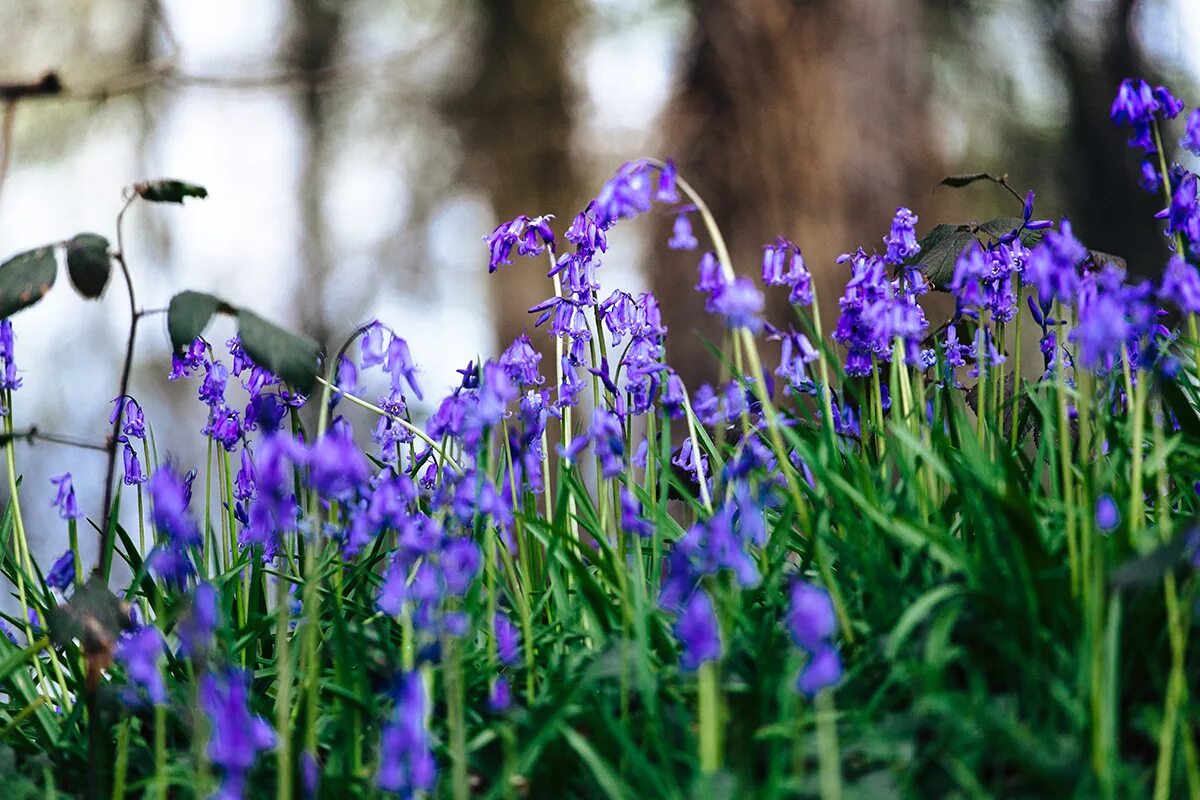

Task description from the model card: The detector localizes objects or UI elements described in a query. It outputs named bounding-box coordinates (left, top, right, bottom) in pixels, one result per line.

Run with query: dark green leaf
left=46, top=576, right=133, bottom=658
left=0, top=246, right=56, bottom=318
left=134, top=179, right=209, bottom=204
left=167, top=290, right=234, bottom=354
left=909, top=224, right=974, bottom=289
left=64, top=233, right=111, bottom=299
left=237, top=308, right=322, bottom=392
left=1110, top=526, right=1198, bottom=590
left=977, top=216, right=1046, bottom=249
left=940, top=172, right=1001, bottom=188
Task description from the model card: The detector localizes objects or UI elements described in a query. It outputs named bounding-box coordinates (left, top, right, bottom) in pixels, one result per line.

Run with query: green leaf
left=1110, top=526, right=1198, bottom=590
left=940, top=172, right=1001, bottom=188
left=908, top=224, right=974, bottom=289
left=976, top=216, right=1046, bottom=249
left=134, top=179, right=209, bottom=204
left=236, top=308, right=322, bottom=392
left=0, top=246, right=56, bottom=318
left=64, top=233, right=111, bottom=299
left=167, top=290, right=234, bottom=354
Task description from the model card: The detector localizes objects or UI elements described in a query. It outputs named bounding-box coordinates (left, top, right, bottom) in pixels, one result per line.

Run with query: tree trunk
left=442, top=0, right=583, bottom=355
left=657, top=0, right=935, bottom=387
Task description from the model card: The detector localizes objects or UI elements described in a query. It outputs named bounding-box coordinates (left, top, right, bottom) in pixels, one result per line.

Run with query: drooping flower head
left=46, top=550, right=75, bottom=591
left=377, top=671, right=437, bottom=796
left=674, top=589, right=722, bottom=671
left=49, top=473, right=81, bottom=520
left=116, top=625, right=167, bottom=705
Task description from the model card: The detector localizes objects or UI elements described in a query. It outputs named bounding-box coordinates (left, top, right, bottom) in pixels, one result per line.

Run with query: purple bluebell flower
left=1182, top=109, right=1200, bottom=157
left=377, top=671, right=436, bottom=796
left=116, top=626, right=167, bottom=705
left=242, top=434, right=307, bottom=558
left=668, top=209, right=699, bottom=250
left=656, top=158, right=680, bottom=203
left=234, top=447, right=256, bottom=501
left=110, top=395, right=146, bottom=440
left=494, top=611, right=521, bottom=666
left=204, top=404, right=243, bottom=451
left=122, top=442, right=146, bottom=486
left=441, top=538, right=481, bottom=597
left=376, top=558, right=409, bottom=617
left=178, top=581, right=219, bottom=657
left=709, top=277, right=765, bottom=332
left=49, top=473, right=81, bottom=519
left=674, top=589, right=722, bottom=671
left=308, top=422, right=369, bottom=500
left=202, top=668, right=276, bottom=800
left=796, top=645, right=842, bottom=697
left=775, top=330, right=819, bottom=394
left=149, top=465, right=202, bottom=548
left=593, top=160, right=656, bottom=227
left=565, top=207, right=606, bottom=254
left=787, top=581, right=837, bottom=652
left=489, top=677, right=512, bottom=713
left=884, top=207, right=920, bottom=264
left=199, top=360, right=228, bottom=407
left=1024, top=220, right=1086, bottom=306
left=620, top=487, right=654, bottom=538
left=1096, top=494, right=1120, bottom=532
left=499, top=334, right=543, bottom=386
left=385, top=336, right=423, bottom=401
left=1161, top=256, right=1200, bottom=314
left=761, top=237, right=813, bottom=306
left=485, top=214, right=556, bottom=272
left=1111, top=78, right=1183, bottom=153
left=590, top=408, right=625, bottom=478
left=0, top=320, right=20, bottom=394
left=46, top=550, right=75, bottom=591
left=949, top=241, right=991, bottom=309
left=696, top=252, right=726, bottom=294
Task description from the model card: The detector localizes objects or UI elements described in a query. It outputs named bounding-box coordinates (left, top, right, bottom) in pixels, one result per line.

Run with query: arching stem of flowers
left=665, top=161, right=852, bottom=642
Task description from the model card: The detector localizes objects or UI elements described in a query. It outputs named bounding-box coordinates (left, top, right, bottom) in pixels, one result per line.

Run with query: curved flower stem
left=97, top=194, right=140, bottom=577
left=312, top=376, right=463, bottom=475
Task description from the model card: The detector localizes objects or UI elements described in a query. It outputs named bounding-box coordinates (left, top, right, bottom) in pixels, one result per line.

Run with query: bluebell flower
left=1111, top=78, right=1183, bottom=153
left=796, top=645, right=842, bottom=696
left=1096, top=494, right=1120, bottom=532
left=761, top=237, right=813, bottom=306
left=668, top=210, right=699, bottom=250
left=1161, top=256, right=1200, bottom=314
left=204, top=404, right=243, bottom=451
left=494, top=611, right=521, bottom=666
left=499, top=334, right=543, bottom=386
left=485, top=214, right=556, bottom=272
left=884, top=207, right=920, bottom=264
left=674, top=589, right=722, bottom=671
left=199, top=360, right=228, bottom=407
left=122, top=442, right=146, bottom=486
left=593, top=160, right=656, bottom=227
left=1024, top=220, right=1086, bottom=306
left=489, top=677, right=512, bottom=713
left=377, top=671, right=436, bottom=796
left=242, top=434, right=307, bottom=558
left=202, top=668, right=276, bottom=800
left=116, top=626, right=166, bottom=705
left=565, top=206, right=606, bottom=254
left=46, top=550, right=75, bottom=591
left=308, top=421, right=369, bottom=500
left=110, top=395, right=146, bottom=440
left=49, top=473, right=81, bottom=519
left=234, top=447, right=256, bottom=501
left=696, top=251, right=725, bottom=294
left=775, top=330, right=819, bottom=394
left=149, top=464, right=202, bottom=549
left=385, top=336, right=423, bottom=400
left=787, top=581, right=837, bottom=652
left=1182, top=109, right=1200, bottom=157
left=709, top=277, right=765, bottom=332
left=0, top=319, right=20, bottom=394
left=178, top=581, right=219, bottom=657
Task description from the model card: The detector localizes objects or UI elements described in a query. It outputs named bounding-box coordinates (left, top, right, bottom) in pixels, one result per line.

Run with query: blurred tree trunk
left=287, top=0, right=344, bottom=350
left=443, top=0, right=583, bottom=355
left=1047, top=0, right=1165, bottom=277
left=657, top=0, right=937, bottom=388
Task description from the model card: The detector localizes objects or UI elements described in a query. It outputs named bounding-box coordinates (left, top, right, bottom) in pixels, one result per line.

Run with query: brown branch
left=0, top=72, right=62, bottom=101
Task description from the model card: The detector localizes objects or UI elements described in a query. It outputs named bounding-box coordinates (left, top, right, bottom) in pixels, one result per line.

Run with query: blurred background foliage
left=0, top=0, right=1196, bottom=562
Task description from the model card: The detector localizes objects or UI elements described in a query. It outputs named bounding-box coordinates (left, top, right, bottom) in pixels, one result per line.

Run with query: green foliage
left=0, top=246, right=57, bottom=318
left=63, top=234, right=111, bottom=299
left=133, top=179, right=208, bottom=204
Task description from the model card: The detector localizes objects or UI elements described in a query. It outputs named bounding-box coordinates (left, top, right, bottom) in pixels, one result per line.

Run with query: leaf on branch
left=940, top=172, right=1002, bottom=188
left=64, top=233, right=111, bottom=299
left=908, top=217, right=1047, bottom=290
left=237, top=309, right=322, bottom=392
left=134, top=179, right=209, bottom=204
left=47, top=576, right=133, bottom=687
left=0, top=246, right=57, bottom=318
left=167, top=290, right=235, bottom=354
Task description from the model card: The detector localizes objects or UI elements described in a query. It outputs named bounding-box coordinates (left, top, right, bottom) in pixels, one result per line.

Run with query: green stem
left=697, top=660, right=721, bottom=775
